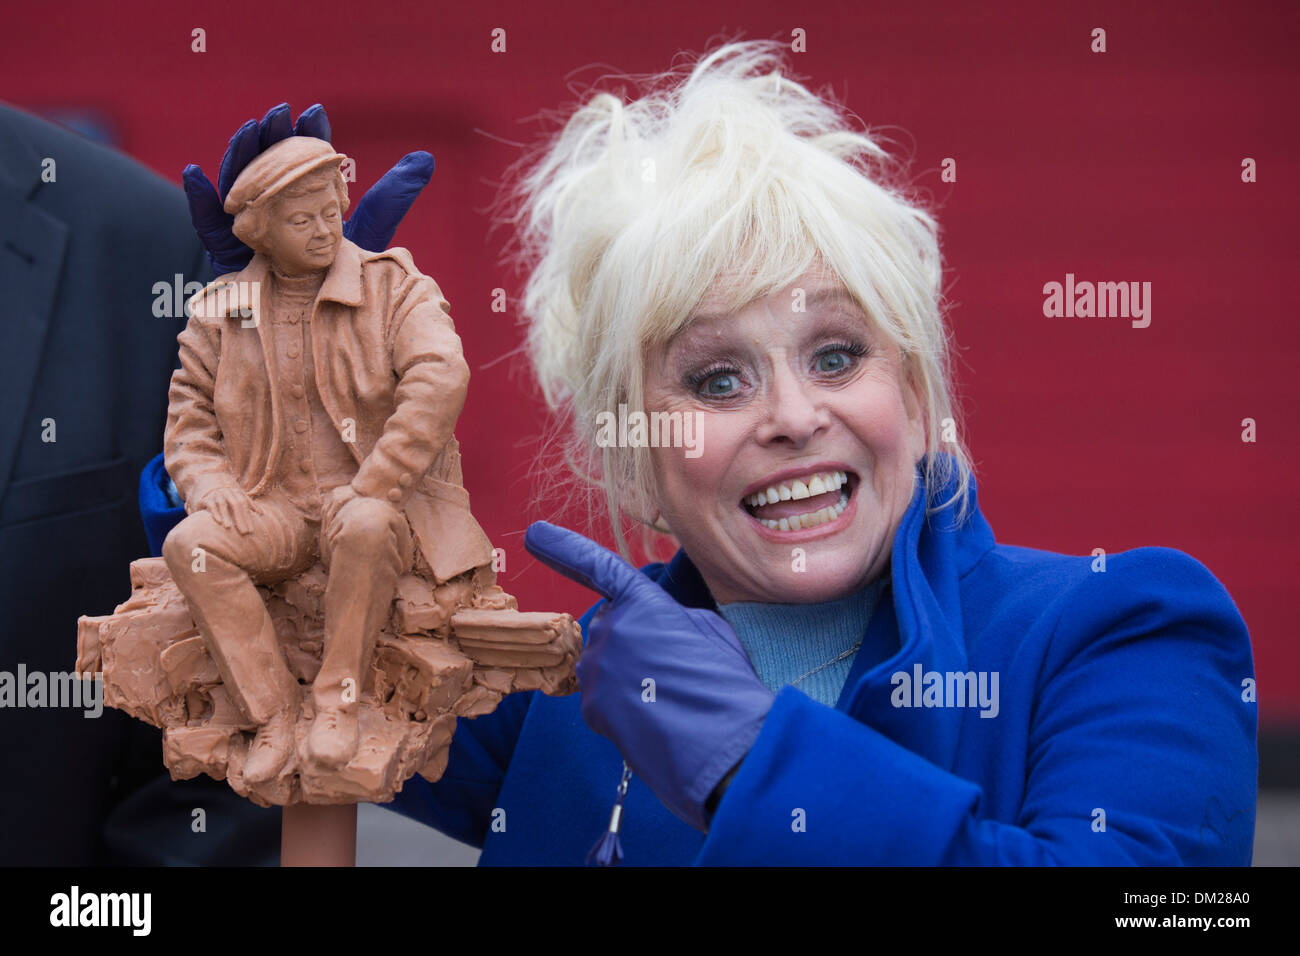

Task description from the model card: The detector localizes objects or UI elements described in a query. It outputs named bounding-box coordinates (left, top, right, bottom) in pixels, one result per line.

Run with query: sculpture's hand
left=182, top=103, right=435, bottom=276
left=322, top=484, right=360, bottom=532
left=197, top=487, right=263, bottom=536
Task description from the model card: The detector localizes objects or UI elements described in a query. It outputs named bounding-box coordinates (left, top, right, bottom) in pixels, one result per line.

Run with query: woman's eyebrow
left=663, top=328, right=730, bottom=367
left=665, top=286, right=868, bottom=358
left=800, top=287, right=864, bottom=313
left=684, top=284, right=860, bottom=325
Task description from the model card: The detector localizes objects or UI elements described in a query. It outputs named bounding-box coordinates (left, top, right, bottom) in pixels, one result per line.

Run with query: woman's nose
left=754, top=365, right=830, bottom=447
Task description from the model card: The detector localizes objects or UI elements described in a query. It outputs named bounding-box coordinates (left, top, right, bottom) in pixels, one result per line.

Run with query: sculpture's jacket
left=165, top=238, right=492, bottom=581
left=387, top=464, right=1258, bottom=865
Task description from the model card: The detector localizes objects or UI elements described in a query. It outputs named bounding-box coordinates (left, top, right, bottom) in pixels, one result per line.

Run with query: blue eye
left=816, top=351, right=848, bottom=372
left=814, top=341, right=869, bottom=374
left=703, top=372, right=740, bottom=395
left=686, top=364, right=743, bottom=397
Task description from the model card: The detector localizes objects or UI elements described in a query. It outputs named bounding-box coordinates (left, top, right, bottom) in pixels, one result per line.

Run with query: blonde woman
left=403, top=40, right=1254, bottom=864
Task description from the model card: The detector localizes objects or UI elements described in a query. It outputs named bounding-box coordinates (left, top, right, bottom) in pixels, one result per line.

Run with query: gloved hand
left=524, top=521, right=775, bottom=832
left=139, top=452, right=184, bottom=557
left=182, top=102, right=435, bottom=276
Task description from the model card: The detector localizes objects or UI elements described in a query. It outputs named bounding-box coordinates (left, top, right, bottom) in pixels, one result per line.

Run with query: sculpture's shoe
left=244, top=708, right=297, bottom=784
left=306, top=707, right=359, bottom=770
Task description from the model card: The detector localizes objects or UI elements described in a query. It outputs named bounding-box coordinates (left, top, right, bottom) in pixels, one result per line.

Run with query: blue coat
left=388, top=468, right=1258, bottom=864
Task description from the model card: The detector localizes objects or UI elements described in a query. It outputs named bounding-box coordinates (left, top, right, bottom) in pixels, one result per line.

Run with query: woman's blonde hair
left=498, top=38, right=972, bottom=559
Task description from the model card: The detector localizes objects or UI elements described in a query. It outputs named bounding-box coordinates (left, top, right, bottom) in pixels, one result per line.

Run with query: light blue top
left=717, top=578, right=890, bottom=707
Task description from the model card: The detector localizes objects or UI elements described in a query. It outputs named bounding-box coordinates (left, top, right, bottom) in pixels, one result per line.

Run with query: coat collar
left=655, top=455, right=997, bottom=771
left=192, top=236, right=366, bottom=318
left=0, top=105, right=68, bottom=508
left=0, top=106, right=47, bottom=197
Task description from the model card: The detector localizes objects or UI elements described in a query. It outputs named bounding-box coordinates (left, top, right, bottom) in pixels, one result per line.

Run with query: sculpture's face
left=263, top=176, right=343, bottom=275
left=641, top=267, right=927, bottom=605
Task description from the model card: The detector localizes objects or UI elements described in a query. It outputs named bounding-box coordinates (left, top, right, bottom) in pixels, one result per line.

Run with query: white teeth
left=745, top=470, right=851, bottom=511
left=755, top=489, right=850, bottom=532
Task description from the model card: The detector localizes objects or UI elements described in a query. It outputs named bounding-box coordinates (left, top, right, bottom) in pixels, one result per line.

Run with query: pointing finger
left=524, top=521, right=651, bottom=603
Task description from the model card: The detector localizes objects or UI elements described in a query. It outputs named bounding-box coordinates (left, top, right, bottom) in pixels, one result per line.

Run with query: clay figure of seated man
left=162, top=136, right=471, bottom=785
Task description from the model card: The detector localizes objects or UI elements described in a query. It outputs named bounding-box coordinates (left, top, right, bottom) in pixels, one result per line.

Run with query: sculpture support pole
left=281, top=803, right=357, bottom=867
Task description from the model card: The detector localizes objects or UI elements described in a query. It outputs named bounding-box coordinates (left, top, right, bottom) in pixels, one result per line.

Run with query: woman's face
left=642, top=269, right=926, bottom=605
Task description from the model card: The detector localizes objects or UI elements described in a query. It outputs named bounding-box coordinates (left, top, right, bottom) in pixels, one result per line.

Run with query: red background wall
left=3, top=0, right=1296, bottom=726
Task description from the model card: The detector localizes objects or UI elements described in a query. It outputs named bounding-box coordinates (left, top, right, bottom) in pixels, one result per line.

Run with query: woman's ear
left=614, top=450, right=673, bottom=532
left=623, top=497, right=672, bottom=535
left=610, top=474, right=665, bottom=532
left=900, top=361, right=929, bottom=464
left=648, top=512, right=674, bottom=535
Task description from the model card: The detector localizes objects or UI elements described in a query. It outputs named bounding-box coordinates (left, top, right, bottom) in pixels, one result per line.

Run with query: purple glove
left=182, top=103, right=435, bottom=276
left=524, top=521, right=775, bottom=832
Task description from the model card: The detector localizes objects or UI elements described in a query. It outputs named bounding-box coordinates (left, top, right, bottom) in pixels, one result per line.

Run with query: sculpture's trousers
left=162, top=491, right=412, bottom=726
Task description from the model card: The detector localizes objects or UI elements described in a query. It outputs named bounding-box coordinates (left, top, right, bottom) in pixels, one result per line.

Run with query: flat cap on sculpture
left=223, top=136, right=346, bottom=214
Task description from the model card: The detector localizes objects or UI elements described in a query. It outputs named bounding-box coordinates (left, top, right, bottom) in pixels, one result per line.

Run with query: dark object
left=0, top=101, right=280, bottom=864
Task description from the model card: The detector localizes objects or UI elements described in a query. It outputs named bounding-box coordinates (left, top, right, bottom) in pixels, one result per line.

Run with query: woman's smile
left=740, top=466, right=859, bottom=538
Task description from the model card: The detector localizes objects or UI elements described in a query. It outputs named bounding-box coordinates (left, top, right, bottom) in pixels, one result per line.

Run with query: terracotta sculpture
left=76, top=135, right=580, bottom=821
